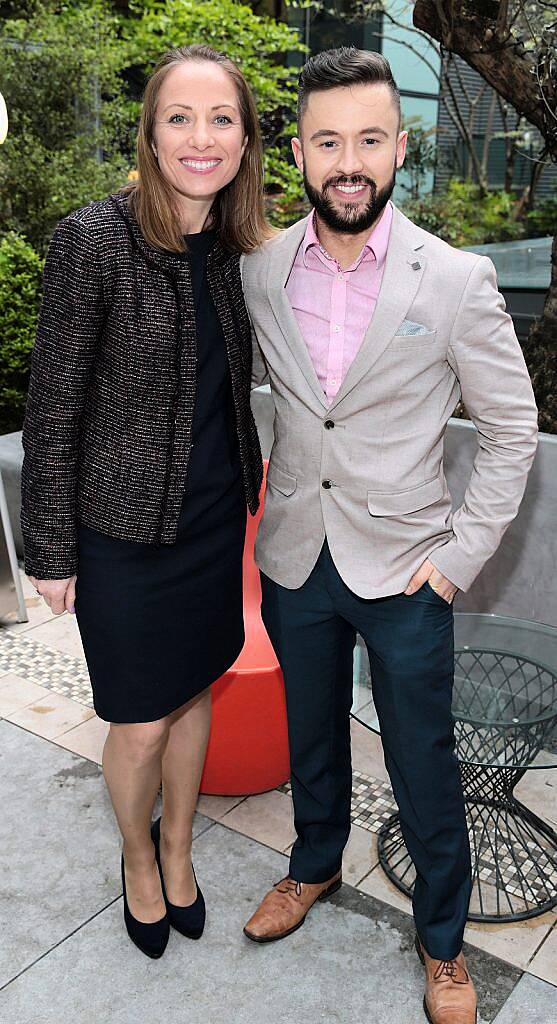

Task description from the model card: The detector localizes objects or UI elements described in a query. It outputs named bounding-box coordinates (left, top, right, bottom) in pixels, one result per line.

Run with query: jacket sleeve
left=250, top=325, right=270, bottom=390
left=21, top=215, right=105, bottom=579
left=239, top=253, right=270, bottom=389
left=428, top=256, right=538, bottom=592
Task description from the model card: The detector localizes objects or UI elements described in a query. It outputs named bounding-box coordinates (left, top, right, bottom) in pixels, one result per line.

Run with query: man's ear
left=291, top=136, right=303, bottom=173
left=396, top=130, right=408, bottom=169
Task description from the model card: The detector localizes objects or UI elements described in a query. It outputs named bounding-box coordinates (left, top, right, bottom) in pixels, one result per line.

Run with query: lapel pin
left=411, top=261, right=421, bottom=271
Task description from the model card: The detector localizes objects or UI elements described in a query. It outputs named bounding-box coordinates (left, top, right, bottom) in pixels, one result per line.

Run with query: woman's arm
left=21, top=214, right=105, bottom=580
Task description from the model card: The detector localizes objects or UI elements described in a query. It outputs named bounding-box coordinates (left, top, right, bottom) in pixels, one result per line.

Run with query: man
left=241, top=47, right=538, bottom=1024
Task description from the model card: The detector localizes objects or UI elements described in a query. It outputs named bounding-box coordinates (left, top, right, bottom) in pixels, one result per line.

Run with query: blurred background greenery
left=0, top=0, right=555, bottom=433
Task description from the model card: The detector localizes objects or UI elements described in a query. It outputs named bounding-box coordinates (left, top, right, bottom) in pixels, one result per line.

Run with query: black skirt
left=74, top=227, right=247, bottom=723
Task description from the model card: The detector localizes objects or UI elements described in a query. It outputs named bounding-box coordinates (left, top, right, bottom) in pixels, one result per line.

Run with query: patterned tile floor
left=0, top=629, right=93, bottom=707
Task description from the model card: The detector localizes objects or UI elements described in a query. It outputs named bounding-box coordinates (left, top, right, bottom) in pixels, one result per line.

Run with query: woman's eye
left=215, top=115, right=232, bottom=125
left=169, top=114, right=187, bottom=124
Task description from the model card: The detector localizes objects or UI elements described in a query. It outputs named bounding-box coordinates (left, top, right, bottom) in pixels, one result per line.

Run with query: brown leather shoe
left=416, top=935, right=478, bottom=1024
left=243, top=871, right=342, bottom=943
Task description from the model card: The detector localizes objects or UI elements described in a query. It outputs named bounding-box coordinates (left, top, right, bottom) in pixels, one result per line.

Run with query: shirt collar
left=302, top=200, right=393, bottom=272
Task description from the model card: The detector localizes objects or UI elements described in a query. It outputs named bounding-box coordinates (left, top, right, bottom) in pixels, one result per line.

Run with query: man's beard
left=303, top=163, right=396, bottom=235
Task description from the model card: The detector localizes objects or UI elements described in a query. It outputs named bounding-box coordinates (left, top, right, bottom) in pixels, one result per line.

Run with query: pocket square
left=396, top=319, right=429, bottom=336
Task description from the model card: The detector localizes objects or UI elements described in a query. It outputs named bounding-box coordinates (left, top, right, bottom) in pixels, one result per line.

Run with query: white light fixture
left=0, top=92, right=8, bottom=145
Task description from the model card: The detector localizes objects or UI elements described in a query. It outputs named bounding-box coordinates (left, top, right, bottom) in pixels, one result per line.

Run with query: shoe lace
left=273, top=877, right=302, bottom=900
left=433, top=959, right=469, bottom=985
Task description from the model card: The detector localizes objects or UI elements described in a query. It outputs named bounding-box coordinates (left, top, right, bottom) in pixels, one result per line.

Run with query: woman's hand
left=28, top=575, right=77, bottom=615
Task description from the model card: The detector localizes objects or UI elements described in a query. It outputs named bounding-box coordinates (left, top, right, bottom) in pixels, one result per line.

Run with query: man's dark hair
left=297, top=46, right=401, bottom=130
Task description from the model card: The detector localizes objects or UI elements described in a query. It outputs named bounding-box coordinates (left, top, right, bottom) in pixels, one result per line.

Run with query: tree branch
left=413, top=0, right=554, bottom=153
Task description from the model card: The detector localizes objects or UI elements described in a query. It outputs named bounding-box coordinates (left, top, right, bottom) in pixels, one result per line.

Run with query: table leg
left=377, top=763, right=557, bottom=923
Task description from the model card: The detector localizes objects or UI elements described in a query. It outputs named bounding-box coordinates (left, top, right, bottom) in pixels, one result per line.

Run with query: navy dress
left=74, top=228, right=247, bottom=723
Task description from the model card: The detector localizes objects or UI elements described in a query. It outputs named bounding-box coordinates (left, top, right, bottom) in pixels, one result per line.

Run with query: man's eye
left=364, top=138, right=379, bottom=146
left=321, top=141, right=337, bottom=149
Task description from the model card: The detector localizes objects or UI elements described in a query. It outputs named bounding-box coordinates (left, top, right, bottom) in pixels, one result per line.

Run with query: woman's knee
left=109, top=718, right=170, bottom=763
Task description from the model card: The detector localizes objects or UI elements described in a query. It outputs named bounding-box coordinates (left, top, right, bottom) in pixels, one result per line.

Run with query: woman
left=21, top=44, right=270, bottom=958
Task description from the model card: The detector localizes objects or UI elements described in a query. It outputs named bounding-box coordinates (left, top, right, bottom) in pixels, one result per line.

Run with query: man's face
left=292, top=82, right=407, bottom=234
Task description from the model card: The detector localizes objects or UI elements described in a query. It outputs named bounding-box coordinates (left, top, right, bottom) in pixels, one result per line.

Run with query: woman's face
left=152, top=61, right=248, bottom=207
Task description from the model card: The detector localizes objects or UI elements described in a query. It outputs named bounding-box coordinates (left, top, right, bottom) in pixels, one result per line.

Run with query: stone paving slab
left=492, top=972, right=557, bottom=1023
left=0, top=720, right=212, bottom=989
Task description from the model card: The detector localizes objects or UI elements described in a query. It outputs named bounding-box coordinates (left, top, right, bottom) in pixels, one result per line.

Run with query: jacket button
left=324, top=420, right=335, bottom=429
left=322, top=480, right=332, bottom=489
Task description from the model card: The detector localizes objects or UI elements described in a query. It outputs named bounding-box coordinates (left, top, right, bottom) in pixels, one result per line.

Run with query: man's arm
left=251, top=323, right=270, bottom=389
left=239, top=253, right=270, bottom=389
left=428, top=256, right=538, bottom=593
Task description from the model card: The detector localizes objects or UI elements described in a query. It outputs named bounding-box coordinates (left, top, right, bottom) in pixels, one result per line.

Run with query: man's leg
left=332, top=573, right=471, bottom=960
left=243, top=545, right=356, bottom=942
left=260, top=546, right=357, bottom=884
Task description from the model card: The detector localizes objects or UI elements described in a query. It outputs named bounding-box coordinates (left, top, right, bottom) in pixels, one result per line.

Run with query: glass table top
left=352, top=612, right=557, bottom=771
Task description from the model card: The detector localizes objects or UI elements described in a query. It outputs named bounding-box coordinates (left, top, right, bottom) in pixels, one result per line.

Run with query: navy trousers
left=261, top=541, right=471, bottom=960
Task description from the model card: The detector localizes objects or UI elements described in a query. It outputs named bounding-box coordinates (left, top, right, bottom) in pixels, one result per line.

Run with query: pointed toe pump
left=121, top=854, right=170, bottom=959
left=151, top=817, right=206, bottom=940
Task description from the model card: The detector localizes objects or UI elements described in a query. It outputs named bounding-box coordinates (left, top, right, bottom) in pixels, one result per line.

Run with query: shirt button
left=322, top=480, right=332, bottom=489
left=333, top=325, right=341, bottom=333
left=324, top=420, right=335, bottom=429
left=337, top=273, right=344, bottom=280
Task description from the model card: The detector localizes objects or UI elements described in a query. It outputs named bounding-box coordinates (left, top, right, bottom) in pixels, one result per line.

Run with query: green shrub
left=400, top=180, right=524, bottom=247
left=0, top=0, right=134, bottom=253
left=0, top=233, right=43, bottom=434
left=526, top=198, right=557, bottom=239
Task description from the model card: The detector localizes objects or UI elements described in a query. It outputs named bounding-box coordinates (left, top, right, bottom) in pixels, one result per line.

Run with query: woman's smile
left=178, top=157, right=223, bottom=175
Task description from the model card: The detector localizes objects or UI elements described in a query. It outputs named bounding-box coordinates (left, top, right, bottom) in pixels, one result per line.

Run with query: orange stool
left=199, top=462, right=290, bottom=796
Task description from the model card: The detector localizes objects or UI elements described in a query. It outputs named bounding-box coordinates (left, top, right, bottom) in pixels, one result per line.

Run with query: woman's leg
left=159, top=686, right=212, bottom=905
left=103, top=717, right=170, bottom=923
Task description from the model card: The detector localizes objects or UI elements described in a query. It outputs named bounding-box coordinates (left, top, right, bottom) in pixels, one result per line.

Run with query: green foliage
left=0, top=0, right=133, bottom=252
left=526, top=198, right=557, bottom=239
left=264, top=145, right=308, bottom=227
left=124, top=0, right=305, bottom=111
left=400, top=180, right=525, bottom=247
left=0, top=232, right=43, bottom=433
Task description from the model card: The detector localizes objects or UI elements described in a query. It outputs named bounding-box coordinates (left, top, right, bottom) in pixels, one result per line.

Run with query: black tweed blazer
left=21, top=192, right=263, bottom=579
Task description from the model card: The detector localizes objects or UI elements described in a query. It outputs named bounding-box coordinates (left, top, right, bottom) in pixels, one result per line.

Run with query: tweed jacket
left=21, top=192, right=262, bottom=579
left=242, top=205, right=538, bottom=597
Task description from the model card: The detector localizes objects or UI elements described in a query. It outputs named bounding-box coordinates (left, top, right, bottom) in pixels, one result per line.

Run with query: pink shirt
left=285, top=201, right=393, bottom=404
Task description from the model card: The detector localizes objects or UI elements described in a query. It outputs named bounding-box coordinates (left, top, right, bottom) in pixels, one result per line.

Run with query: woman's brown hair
left=122, top=44, right=274, bottom=254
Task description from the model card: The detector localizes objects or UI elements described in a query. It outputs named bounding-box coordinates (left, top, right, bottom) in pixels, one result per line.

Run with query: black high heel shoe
left=151, top=817, right=206, bottom=940
left=121, top=853, right=170, bottom=959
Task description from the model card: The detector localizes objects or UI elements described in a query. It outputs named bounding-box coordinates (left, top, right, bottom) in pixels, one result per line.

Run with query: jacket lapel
left=328, top=206, right=426, bottom=412
left=264, top=206, right=428, bottom=413
left=265, top=216, right=329, bottom=409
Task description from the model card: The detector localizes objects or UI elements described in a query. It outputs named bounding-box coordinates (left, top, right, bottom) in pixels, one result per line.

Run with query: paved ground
left=0, top=718, right=555, bottom=1024
left=1, top=573, right=556, bottom=1023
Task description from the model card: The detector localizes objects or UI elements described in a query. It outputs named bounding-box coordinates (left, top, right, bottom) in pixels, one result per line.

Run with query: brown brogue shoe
left=416, top=935, right=478, bottom=1024
left=243, top=871, right=342, bottom=943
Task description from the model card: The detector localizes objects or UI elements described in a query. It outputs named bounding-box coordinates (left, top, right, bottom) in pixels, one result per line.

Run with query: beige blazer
left=241, top=205, right=538, bottom=597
